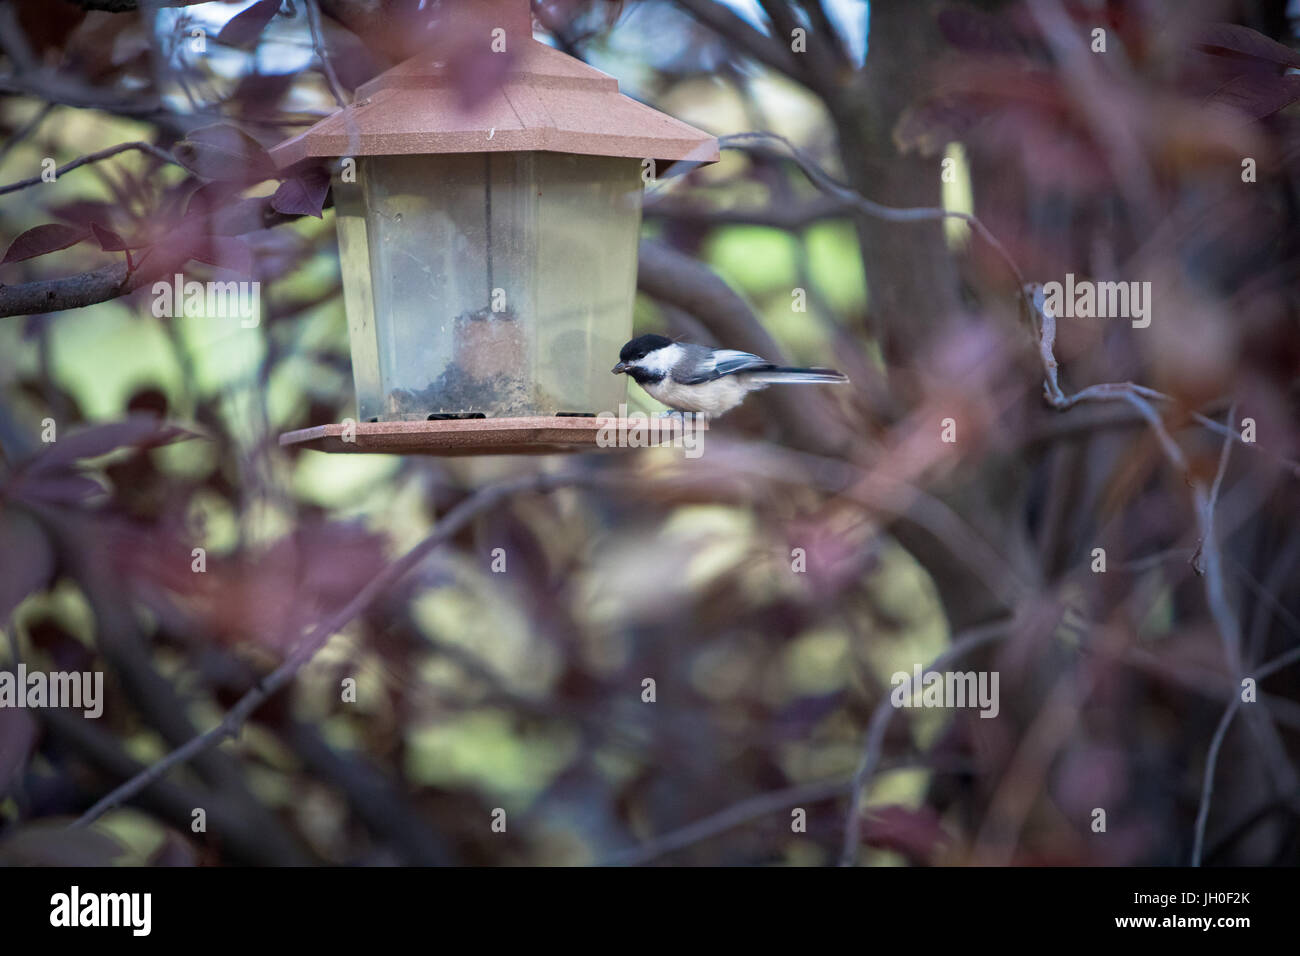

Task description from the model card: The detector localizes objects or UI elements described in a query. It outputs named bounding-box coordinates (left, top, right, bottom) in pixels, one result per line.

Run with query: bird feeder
left=275, top=0, right=717, bottom=455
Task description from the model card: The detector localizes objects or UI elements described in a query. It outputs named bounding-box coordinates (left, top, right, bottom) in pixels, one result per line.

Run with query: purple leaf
left=1206, top=74, right=1300, bottom=121
left=90, top=222, right=131, bottom=252
left=217, top=0, right=282, bottom=50
left=1, top=224, right=90, bottom=265
left=172, top=124, right=277, bottom=183
left=1194, top=24, right=1300, bottom=69
left=184, top=181, right=241, bottom=219
left=48, top=199, right=116, bottom=226
left=26, top=417, right=191, bottom=476
left=0, top=508, right=54, bottom=621
left=11, top=475, right=106, bottom=504
left=231, top=71, right=296, bottom=118
left=271, top=166, right=331, bottom=219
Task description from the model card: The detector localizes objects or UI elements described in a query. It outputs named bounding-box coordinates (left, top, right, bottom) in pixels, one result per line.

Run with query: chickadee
left=611, top=334, right=849, bottom=418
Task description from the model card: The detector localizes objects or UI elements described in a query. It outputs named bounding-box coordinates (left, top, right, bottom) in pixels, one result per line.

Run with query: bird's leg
left=659, top=409, right=686, bottom=421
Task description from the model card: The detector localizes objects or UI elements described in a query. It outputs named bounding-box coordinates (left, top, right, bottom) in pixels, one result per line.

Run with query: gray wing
left=671, top=346, right=773, bottom=385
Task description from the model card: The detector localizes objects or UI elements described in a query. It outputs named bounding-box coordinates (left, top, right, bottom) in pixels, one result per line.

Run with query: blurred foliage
left=1, top=0, right=1299, bottom=868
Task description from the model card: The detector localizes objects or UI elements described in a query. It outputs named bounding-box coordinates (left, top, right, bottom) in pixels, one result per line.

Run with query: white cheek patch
left=633, top=343, right=686, bottom=376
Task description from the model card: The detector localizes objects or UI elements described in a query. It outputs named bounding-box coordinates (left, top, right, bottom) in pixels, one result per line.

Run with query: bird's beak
left=611, top=362, right=628, bottom=375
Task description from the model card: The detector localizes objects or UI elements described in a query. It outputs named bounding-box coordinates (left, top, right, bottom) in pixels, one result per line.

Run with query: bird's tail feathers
left=746, top=366, right=849, bottom=385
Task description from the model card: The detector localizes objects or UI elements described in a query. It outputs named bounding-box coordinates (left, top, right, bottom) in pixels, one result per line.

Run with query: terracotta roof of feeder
left=269, top=38, right=719, bottom=171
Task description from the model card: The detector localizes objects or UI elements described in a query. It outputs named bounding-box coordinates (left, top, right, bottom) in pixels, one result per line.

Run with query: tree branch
left=0, top=73, right=166, bottom=118
left=644, top=193, right=853, bottom=230
left=0, top=195, right=306, bottom=318
left=1028, top=284, right=1300, bottom=478
left=58, top=0, right=208, bottom=10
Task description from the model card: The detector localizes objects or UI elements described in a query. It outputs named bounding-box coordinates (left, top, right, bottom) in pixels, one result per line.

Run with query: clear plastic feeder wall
left=333, top=152, right=642, bottom=422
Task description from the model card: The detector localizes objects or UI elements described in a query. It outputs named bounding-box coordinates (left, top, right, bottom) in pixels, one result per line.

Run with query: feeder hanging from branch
left=274, top=0, right=718, bottom=455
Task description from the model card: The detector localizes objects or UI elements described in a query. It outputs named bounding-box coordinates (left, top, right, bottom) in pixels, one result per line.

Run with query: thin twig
left=671, top=0, right=806, bottom=84
left=1192, top=403, right=1236, bottom=574
left=1257, top=644, right=1300, bottom=682
left=1028, top=284, right=1300, bottom=477
left=604, top=757, right=973, bottom=866
left=1191, top=696, right=1241, bottom=866
left=304, top=0, right=359, bottom=157
left=605, top=777, right=850, bottom=866
left=1037, top=286, right=1272, bottom=837
left=0, top=141, right=177, bottom=197
left=719, top=131, right=1036, bottom=326
left=838, top=618, right=1011, bottom=866
left=1192, top=407, right=1242, bottom=676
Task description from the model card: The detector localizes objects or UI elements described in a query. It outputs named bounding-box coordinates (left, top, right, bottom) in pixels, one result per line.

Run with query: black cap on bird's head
left=612, top=334, right=674, bottom=374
